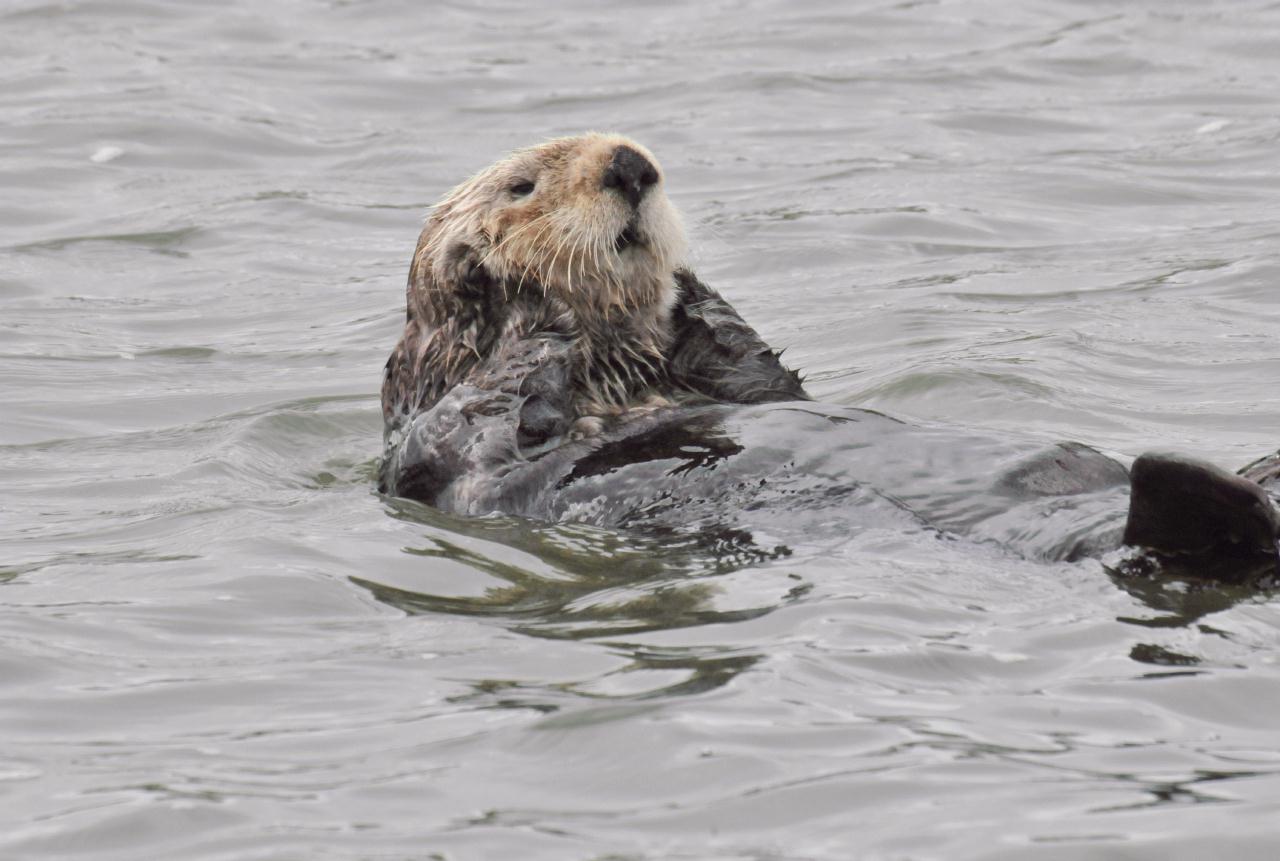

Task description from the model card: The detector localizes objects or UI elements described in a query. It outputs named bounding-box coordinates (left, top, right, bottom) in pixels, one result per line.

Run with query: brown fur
left=382, top=133, right=687, bottom=440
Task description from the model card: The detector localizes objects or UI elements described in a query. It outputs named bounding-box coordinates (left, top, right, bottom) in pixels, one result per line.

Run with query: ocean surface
left=3, top=1, right=1280, bottom=858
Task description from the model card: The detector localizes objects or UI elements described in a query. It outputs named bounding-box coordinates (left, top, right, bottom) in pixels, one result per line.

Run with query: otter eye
left=509, top=181, right=535, bottom=197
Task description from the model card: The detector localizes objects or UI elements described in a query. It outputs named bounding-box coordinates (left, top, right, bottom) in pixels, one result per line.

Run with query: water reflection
left=1094, top=769, right=1255, bottom=813
left=442, top=648, right=764, bottom=715
left=358, top=497, right=808, bottom=641
left=11, top=227, right=201, bottom=257
left=356, top=502, right=778, bottom=712
left=1107, top=554, right=1277, bottom=629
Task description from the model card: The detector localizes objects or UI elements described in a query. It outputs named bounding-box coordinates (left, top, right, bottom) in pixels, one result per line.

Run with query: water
left=3, top=0, right=1280, bottom=857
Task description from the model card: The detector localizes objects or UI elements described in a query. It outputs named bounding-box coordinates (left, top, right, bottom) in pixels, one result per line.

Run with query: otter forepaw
left=620, top=393, right=674, bottom=418
left=568, top=416, right=606, bottom=440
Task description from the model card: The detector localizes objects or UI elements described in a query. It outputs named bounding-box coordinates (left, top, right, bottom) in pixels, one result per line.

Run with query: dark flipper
left=1122, top=452, right=1280, bottom=583
left=668, top=269, right=810, bottom=404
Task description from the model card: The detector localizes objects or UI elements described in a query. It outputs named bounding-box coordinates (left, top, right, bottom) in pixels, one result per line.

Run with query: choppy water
left=3, top=1, right=1280, bottom=858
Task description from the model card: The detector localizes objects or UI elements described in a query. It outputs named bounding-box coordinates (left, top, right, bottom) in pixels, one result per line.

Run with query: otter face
left=417, top=133, right=687, bottom=321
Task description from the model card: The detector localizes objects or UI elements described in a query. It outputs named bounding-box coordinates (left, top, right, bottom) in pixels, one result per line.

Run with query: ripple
left=4, top=0, right=1280, bottom=858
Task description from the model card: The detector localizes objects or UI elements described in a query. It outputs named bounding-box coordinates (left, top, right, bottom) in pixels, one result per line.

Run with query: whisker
left=515, top=218, right=557, bottom=294
left=481, top=214, right=548, bottom=269
left=545, top=222, right=574, bottom=294
left=578, top=228, right=593, bottom=289
left=569, top=232, right=589, bottom=297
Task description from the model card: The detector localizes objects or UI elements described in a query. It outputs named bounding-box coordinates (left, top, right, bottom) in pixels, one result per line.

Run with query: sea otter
left=381, top=132, right=792, bottom=443
left=379, top=134, right=1280, bottom=584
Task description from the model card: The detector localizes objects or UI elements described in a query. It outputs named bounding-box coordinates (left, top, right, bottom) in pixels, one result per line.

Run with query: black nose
left=601, top=145, right=659, bottom=209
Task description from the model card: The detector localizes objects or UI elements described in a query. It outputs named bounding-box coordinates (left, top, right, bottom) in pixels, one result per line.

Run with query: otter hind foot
left=1123, top=452, right=1280, bottom=583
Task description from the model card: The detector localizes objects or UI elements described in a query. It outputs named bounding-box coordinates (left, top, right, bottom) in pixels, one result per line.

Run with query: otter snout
left=602, top=145, right=659, bottom=209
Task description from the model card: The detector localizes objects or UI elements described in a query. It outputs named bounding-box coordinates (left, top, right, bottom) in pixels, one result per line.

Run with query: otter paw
left=620, top=393, right=674, bottom=419
left=568, top=416, right=606, bottom=440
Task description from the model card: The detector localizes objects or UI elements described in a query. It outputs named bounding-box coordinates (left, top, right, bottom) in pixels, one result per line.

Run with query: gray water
left=3, top=1, right=1280, bottom=858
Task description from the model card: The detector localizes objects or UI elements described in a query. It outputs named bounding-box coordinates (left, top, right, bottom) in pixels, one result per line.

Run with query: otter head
left=385, top=135, right=690, bottom=433
left=410, top=133, right=687, bottom=329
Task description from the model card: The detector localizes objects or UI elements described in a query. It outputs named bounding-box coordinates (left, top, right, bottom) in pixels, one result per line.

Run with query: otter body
left=379, top=135, right=1280, bottom=585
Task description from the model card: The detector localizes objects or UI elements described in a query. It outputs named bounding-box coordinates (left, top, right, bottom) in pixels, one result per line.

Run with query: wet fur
left=382, top=133, right=688, bottom=441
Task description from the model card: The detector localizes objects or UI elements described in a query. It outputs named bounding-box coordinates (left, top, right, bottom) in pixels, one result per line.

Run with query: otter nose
left=601, top=145, right=659, bottom=209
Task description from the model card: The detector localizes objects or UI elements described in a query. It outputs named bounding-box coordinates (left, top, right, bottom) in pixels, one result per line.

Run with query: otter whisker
left=528, top=223, right=563, bottom=297
left=514, top=218, right=558, bottom=295
left=481, top=214, right=548, bottom=266
left=570, top=231, right=591, bottom=298
left=575, top=231, right=589, bottom=291
left=573, top=235, right=586, bottom=299
left=545, top=222, right=575, bottom=294
left=521, top=220, right=559, bottom=291
left=483, top=214, right=552, bottom=290
left=562, top=231, right=578, bottom=297
left=589, top=228, right=608, bottom=288
left=527, top=223, right=557, bottom=285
